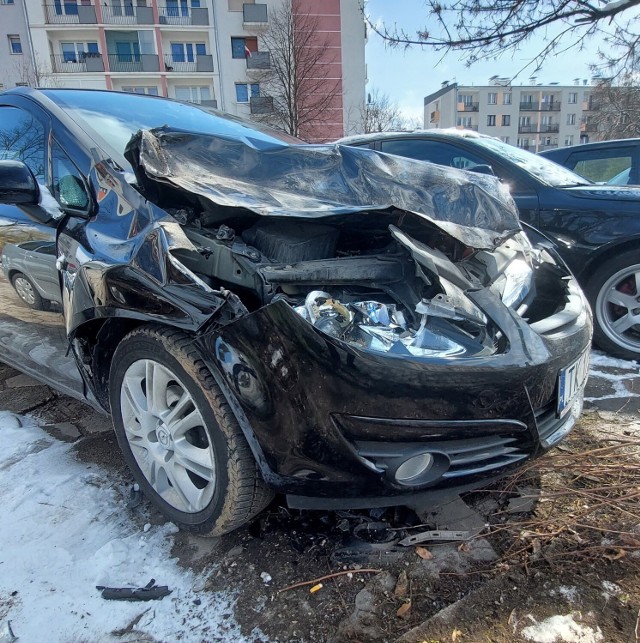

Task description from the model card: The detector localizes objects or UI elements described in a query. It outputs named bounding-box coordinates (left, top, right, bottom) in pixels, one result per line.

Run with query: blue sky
left=364, top=1, right=604, bottom=122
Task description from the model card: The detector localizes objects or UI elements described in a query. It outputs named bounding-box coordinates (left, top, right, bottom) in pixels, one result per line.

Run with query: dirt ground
left=2, top=353, right=639, bottom=642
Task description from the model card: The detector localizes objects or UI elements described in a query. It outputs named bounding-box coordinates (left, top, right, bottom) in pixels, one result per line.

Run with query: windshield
left=470, top=137, right=592, bottom=187
left=43, top=89, right=302, bottom=162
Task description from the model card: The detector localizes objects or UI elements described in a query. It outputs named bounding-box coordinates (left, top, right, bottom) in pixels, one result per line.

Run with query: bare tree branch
left=590, top=76, right=640, bottom=139
left=362, top=0, right=640, bottom=77
left=353, top=88, right=417, bottom=133
left=251, top=0, right=341, bottom=140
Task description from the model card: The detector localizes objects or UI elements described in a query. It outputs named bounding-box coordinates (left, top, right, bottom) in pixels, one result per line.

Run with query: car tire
left=109, top=324, right=274, bottom=535
left=585, top=250, right=640, bottom=361
left=10, top=272, right=48, bottom=311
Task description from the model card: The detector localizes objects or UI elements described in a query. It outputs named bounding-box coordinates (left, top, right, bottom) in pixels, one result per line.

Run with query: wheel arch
left=576, top=237, right=640, bottom=289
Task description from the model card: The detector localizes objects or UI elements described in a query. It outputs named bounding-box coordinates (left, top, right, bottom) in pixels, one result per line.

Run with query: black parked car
left=540, top=138, right=640, bottom=186
left=0, top=89, right=591, bottom=535
left=340, top=130, right=640, bottom=360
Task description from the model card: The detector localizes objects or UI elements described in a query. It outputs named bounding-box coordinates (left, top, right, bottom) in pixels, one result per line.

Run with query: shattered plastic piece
left=399, top=530, right=471, bottom=547
left=309, top=583, right=323, bottom=594
left=0, top=621, right=17, bottom=643
left=96, top=579, right=171, bottom=601
left=260, top=572, right=272, bottom=585
left=126, top=483, right=142, bottom=510
left=353, top=521, right=397, bottom=544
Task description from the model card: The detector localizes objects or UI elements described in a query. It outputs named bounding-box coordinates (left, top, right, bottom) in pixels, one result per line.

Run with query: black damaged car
left=0, top=89, right=592, bottom=535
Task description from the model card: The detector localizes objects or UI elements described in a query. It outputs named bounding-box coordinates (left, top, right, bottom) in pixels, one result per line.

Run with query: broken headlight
left=294, top=291, right=469, bottom=358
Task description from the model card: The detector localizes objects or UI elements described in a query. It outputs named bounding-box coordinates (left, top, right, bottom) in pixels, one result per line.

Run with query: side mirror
left=0, top=160, right=40, bottom=205
left=466, top=164, right=495, bottom=176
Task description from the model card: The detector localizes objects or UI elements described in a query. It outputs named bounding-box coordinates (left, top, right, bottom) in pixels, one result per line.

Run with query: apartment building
left=3, top=0, right=365, bottom=140
left=0, top=0, right=34, bottom=89
left=424, top=79, right=603, bottom=152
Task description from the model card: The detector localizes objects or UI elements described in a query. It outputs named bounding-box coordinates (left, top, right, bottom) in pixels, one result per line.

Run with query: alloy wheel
left=595, top=263, right=640, bottom=357
left=120, top=358, right=216, bottom=513
left=14, top=276, right=36, bottom=305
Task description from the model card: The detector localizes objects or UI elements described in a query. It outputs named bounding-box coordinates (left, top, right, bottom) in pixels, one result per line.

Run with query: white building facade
left=6, top=0, right=365, bottom=140
left=424, top=80, right=602, bottom=152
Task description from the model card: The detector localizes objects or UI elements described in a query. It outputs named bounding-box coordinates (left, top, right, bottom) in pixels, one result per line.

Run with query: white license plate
left=557, top=350, right=590, bottom=417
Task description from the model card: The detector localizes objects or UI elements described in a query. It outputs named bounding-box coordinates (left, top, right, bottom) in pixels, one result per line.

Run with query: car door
left=0, top=98, right=85, bottom=398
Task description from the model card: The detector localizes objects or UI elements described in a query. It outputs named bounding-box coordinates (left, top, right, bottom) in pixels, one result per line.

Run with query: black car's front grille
left=440, top=436, right=528, bottom=478
left=534, top=401, right=577, bottom=448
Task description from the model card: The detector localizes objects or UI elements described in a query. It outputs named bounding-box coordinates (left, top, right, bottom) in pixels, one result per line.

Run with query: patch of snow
left=589, top=350, right=638, bottom=371
left=601, top=580, right=622, bottom=598
left=0, top=411, right=266, bottom=642
left=553, top=586, right=580, bottom=602
left=522, top=613, right=603, bottom=643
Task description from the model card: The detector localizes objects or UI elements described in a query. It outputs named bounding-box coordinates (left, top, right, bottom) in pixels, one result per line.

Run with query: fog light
left=395, top=453, right=434, bottom=484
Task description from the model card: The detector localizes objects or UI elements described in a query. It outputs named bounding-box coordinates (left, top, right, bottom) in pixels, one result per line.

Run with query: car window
left=379, top=139, right=485, bottom=169
left=51, top=140, right=90, bottom=211
left=566, top=150, right=633, bottom=183
left=0, top=106, right=46, bottom=181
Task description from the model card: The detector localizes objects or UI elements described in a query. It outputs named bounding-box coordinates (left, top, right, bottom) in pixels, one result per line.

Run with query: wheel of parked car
left=10, top=272, right=48, bottom=311
left=109, top=325, right=273, bottom=535
left=586, top=251, right=640, bottom=361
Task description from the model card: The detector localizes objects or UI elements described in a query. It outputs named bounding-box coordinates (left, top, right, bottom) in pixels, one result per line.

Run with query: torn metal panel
left=126, top=128, right=521, bottom=250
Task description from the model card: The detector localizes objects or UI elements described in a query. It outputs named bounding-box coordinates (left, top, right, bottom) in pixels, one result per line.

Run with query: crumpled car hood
left=125, top=128, right=521, bottom=250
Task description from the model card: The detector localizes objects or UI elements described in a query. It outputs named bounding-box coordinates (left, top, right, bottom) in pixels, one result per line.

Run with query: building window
left=487, top=114, right=496, bottom=126
left=542, top=115, right=553, bottom=125
left=502, top=114, right=510, bottom=126
left=235, top=82, right=260, bottom=103
left=166, top=0, right=201, bottom=17
left=567, top=113, right=576, bottom=125
left=175, top=85, right=211, bottom=103
left=564, top=135, right=574, bottom=146
left=122, top=86, right=159, bottom=95
left=456, top=116, right=472, bottom=128
left=2, top=0, right=16, bottom=5
left=8, top=35, right=22, bottom=54
left=503, top=93, right=512, bottom=105
left=231, top=36, right=257, bottom=58
left=488, top=92, right=497, bottom=104
left=517, top=137, right=529, bottom=149
left=170, top=42, right=206, bottom=62
left=568, top=92, right=578, bottom=104
left=501, top=136, right=510, bottom=144
left=459, top=94, right=473, bottom=105
left=61, top=42, right=99, bottom=62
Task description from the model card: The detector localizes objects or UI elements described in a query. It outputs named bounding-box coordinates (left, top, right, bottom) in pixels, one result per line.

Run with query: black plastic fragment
left=96, top=578, right=171, bottom=602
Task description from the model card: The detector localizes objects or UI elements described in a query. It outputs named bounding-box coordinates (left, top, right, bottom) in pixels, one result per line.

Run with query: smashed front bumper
left=196, top=270, right=592, bottom=509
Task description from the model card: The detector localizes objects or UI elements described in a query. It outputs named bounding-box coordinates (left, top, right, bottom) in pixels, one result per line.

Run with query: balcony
left=108, top=53, right=160, bottom=72
left=582, top=100, right=602, bottom=111
left=457, top=102, right=479, bottom=112
left=101, top=4, right=154, bottom=25
left=519, top=101, right=539, bottom=111
left=430, top=110, right=440, bottom=124
left=518, top=124, right=535, bottom=133
left=250, top=95, right=273, bottom=114
left=456, top=125, right=478, bottom=131
left=164, top=54, right=213, bottom=72
left=517, top=124, right=559, bottom=134
left=246, top=51, right=270, bottom=70
left=158, top=4, right=209, bottom=25
left=541, top=102, right=561, bottom=111
left=581, top=122, right=599, bottom=133
left=243, top=2, right=267, bottom=24
left=200, top=99, right=218, bottom=109
left=540, top=124, right=559, bottom=133
left=51, top=53, right=104, bottom=73
left=539, top=144, right=558, bottom=150
left=44, top=4, right=97, bottom=24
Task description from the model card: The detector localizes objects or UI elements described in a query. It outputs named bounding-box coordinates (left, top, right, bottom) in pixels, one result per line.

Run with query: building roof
left=423, top=83, right=457, bottom=106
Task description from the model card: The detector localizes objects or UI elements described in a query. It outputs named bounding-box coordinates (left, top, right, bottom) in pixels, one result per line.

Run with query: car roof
left=540, top=138, right=640, bottom=158
left=337, top=128, right=498, bottom=145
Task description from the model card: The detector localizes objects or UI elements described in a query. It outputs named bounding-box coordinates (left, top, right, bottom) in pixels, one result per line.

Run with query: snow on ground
left=0, top=411, right=265, bottom=643
left=586, top=350, right=639, bottom=402
left=521, top=613, right=603, bottom=643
